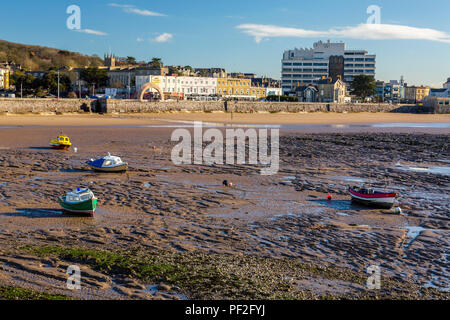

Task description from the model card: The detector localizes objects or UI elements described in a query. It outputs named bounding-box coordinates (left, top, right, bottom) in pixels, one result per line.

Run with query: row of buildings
left=376, top=79, right=450, bottom=104
left=101, top=54, right=281, bottom=100
left=134, top=75, right=281, bottom=100
left=281, top=40, right=449, bottom=105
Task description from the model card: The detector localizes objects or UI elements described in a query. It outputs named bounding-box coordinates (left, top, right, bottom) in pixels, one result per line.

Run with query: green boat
left=58, top=188, right=98, bottom=217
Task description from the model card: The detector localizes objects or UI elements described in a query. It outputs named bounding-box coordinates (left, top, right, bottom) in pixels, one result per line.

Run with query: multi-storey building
left=0, top=68, right=10, bottom=89
left=281, top=40, right=376, bottom=94
left=317, top=77, right=347, bottom=103
left=216, top=78, right=252, bottom=98
left=216, top=78, right=269, bottom=99
left=136, top=75, right=217, bottom=99
left=428, top=78, right=450, bottom=98
left=376, top=80, right=406, bottom=103
left=444, top=77, right=450, bottom=89
left=404, top=85, right=431, bottom=103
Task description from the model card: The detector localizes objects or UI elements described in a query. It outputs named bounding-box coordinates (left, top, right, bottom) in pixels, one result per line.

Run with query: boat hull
left=50, top=144, right=71, bottom=150
left=87, top=163, right=128, bottom=173
left=58, top=197, right=97, bottom=217
left=348, top=187, right=396, bottom=209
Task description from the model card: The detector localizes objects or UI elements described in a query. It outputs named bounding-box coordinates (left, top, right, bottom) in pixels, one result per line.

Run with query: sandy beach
left=0, top=113, right=448, bottom=300
left=0, top=112, right=449, bottom=127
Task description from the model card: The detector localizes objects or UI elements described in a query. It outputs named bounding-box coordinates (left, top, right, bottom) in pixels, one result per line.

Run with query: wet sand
left=0, top=114, right=449, bottom=300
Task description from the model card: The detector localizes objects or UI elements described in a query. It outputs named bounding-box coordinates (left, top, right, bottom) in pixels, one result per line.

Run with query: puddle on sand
left=403, top=226, right=426, bottom=249
left=144, top=284, right=189, bottom=300
left=326, top=175, right=368, bottom=183
left=423, top=275, right=450, bottom=293
left=336, top=212, right=350, bottom=216
left=279, top=176, right=297, bottom=183
left=310, top=199, right=366, bottom=211
left=395, top=164, right=450, bottom=176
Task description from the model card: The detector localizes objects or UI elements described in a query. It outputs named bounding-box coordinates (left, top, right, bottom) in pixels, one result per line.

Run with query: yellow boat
left=49, top=135, right=72, bottom=150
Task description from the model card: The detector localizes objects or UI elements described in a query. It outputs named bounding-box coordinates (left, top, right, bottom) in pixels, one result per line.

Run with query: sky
left=1, top=0, right=450, bottom=87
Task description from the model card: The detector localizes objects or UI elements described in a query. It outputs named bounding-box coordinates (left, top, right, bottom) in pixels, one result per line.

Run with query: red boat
left=348, top=186, right=397, bottom=209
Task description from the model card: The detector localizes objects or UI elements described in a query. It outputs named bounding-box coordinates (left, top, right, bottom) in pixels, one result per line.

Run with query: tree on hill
left=0, top=40, right=103, bottom=71
left=350, top=75, right=376, bottom=102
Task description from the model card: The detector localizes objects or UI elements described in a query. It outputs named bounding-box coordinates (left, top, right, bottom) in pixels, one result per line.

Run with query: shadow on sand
left=28, top=147, right=54, bottom=150
left=0, top=208, right=63, bottom=218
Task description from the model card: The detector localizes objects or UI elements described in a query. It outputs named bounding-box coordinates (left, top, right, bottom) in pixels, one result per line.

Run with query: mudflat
left=0, top=113, right=448, bottom=300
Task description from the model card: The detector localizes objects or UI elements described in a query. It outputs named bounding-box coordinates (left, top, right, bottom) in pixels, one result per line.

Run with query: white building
left=281, top=40, right=376, bottom=94
left=428, top=78, right=450, bottom=98
left=266, top=87, right=282, bottom=96
left=444, top=77, right=450, bottom=89
left=136, top=75, right=217, bottom=98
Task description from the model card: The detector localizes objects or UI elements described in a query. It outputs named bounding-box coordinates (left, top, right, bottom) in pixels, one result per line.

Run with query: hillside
left=0, top=40, right=103, bottom=71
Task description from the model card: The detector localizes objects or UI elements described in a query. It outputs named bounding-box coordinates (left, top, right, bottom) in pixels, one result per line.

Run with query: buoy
left=327, top=194, right=332, bottom=201
left=223, top=180, right=233, bottom=187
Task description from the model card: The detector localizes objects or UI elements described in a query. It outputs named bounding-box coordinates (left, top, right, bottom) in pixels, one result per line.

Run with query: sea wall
left=0, top=98, right=445, bottom=114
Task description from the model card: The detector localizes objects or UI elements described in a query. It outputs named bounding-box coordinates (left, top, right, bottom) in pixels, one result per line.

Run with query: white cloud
left=136, top=37, right=144, bottom=42
left=236, top=23, right=450, bottom=44
left=74, top=29, right=108, bottom=36
left=109, top=3, right=166, bottom=17
left=153, top=33, right=173, bottom=43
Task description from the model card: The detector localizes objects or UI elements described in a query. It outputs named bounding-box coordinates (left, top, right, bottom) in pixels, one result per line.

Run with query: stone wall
left=0, top=97, right=445, bottom=114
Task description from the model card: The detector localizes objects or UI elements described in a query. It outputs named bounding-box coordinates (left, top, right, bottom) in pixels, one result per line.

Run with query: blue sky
left=2, top=0, right=450, bottom=87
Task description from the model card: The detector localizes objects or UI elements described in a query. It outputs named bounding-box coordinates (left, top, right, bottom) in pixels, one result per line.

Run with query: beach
left=0, top=112, right=449, bottom=300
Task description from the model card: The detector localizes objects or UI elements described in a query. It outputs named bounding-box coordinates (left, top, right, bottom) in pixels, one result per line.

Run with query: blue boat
left=87, top=153, right=128, bottom=172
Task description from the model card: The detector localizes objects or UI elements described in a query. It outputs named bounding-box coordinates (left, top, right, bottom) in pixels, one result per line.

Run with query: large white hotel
left=281, top=40, right=376, bottom=94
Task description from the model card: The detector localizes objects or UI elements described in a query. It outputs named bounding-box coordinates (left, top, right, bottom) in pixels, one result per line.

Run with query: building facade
left=216, top=78, right=251, bottom=98
left=444, top=77, right=450, bottom=89
left=404, top=85, right=430, bottom=103
left=0, top=68, right=10, bottom=89
left=317, top=77, right=347, bottom=103
left=136, top=75, right=217, bottom=99
left=281, top=40, right=376, bottom=94
left=265, top=87, right=282, bottom=97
